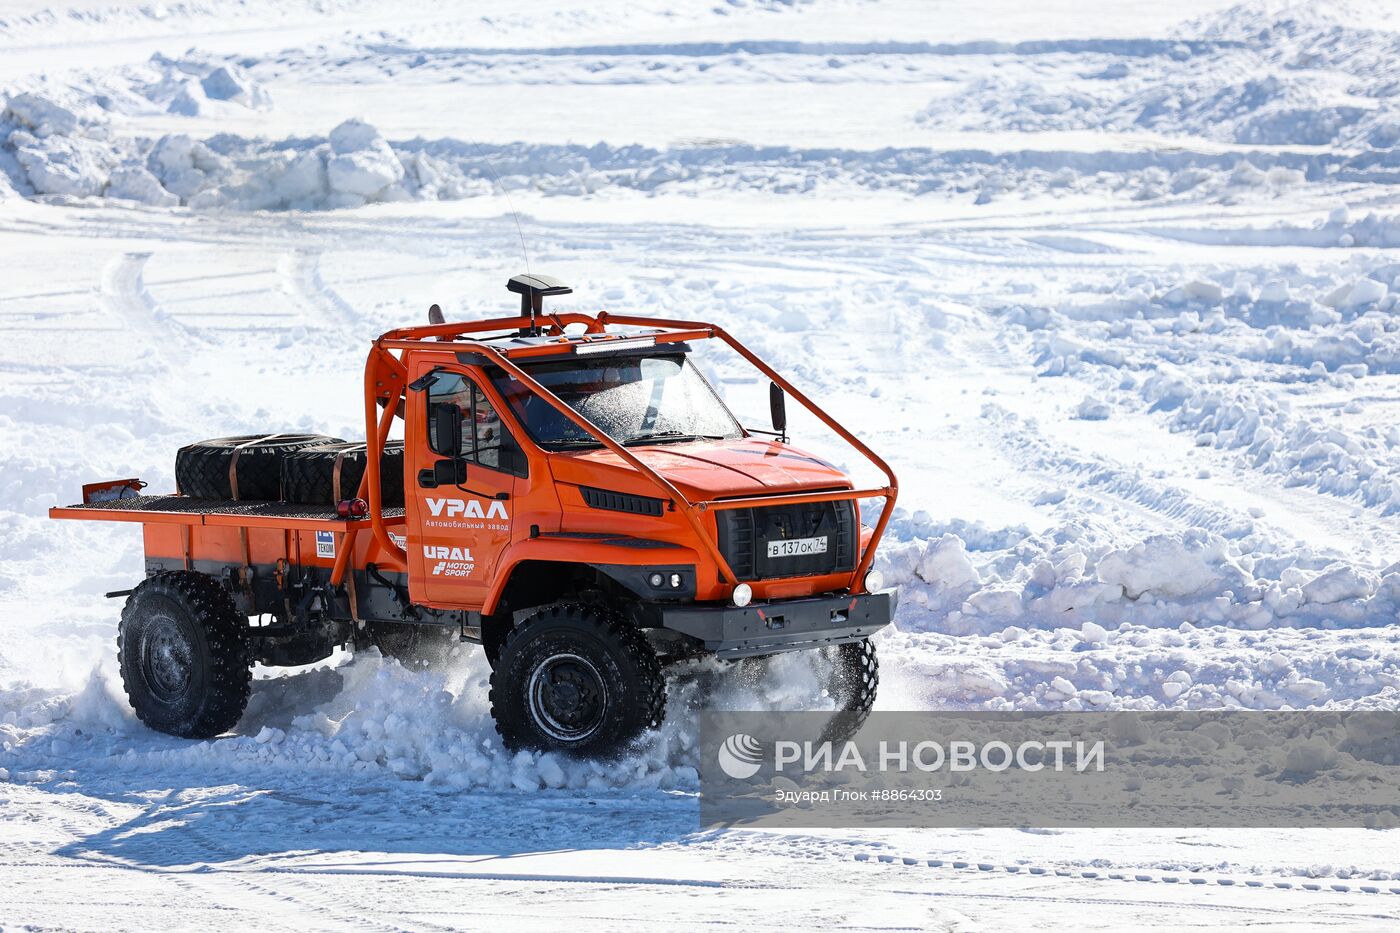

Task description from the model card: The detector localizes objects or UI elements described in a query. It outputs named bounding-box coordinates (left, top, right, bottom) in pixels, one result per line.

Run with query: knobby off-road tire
left=175, top=433, right=344, bottom=500
left=281, top=440, right=406, bottom=507
left=118, top=571, right=253, bottom=739
left=822, top=638, right=879, bottom=744
left=734, top=638, right=879, bottom=744
left=490, top=604, right=666, bottom=754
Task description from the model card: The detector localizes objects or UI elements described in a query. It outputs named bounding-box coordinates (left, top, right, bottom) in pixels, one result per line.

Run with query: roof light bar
left=574, top=336, right=656, bottom=356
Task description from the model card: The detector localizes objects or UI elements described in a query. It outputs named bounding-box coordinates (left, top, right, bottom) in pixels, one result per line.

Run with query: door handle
left=417, top=468, right=438, bottom=488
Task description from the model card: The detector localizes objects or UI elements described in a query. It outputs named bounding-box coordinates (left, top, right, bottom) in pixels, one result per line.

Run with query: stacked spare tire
left=282, top=440, right=405, bottom=507
left=175, top=434, right=405, bottom=507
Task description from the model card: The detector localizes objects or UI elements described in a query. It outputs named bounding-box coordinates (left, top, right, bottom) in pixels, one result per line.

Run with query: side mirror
left=769, top=381, right=788, bottom=439
left=433, top=457, right=467, bottom=486
left=430, top=402, right=463, bottom=456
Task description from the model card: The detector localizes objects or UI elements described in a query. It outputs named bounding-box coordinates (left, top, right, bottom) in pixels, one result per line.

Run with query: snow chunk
left=1301, top=563, right=1377, bottom=605
left=1283, top=739, right=1337, bottom=774
left=201, top=65, right=257, bottom=105
left=12, top=134, right=112, bottom=196
left=105, top=166, right=177, bottom=206
left=1343, top=278, right=1387, bottom=309
left=1183, top=280, right=1223, bottom=304
left=326, top=119, right=404, bottom=200
left=1075, top=395, right=1110, bottom=420
left=329, top=118, right=385, bottom=155
left=254, top=725, right=285, bottom=745
left=1096, top=532, right=1251, bottom=601
left=274, top=148, right=329, bottom=204
left=1229, top=160, right=1268, bottom=187
left=147, top=134, right=229, bottom=199
left=1078, top=621, right=1108, bottom=645
left=916, top=534, right=981, bottom=591
left=3, top=92, right=80, bottom=137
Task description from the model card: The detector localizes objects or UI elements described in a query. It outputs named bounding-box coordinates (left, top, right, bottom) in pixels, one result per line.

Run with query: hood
left=549, top=436, right=849, bottom=501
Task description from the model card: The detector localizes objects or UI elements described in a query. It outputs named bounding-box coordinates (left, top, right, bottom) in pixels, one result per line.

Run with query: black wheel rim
left=527, top=652, right=608, bottom=743
left=140, top=613, right=194, bottom=703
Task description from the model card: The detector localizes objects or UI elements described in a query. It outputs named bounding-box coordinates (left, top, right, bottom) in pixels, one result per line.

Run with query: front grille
left=715, top=498, right=857, bottom=581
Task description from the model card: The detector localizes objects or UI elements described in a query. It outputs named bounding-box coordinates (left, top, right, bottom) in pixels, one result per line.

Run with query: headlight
left=732, top=583, right=753, bottom=607
left=864, top=569, right=885, bottom=592
left=669, top=573, right=683, bottom=589
left=648, top=572, right=665, bottom=588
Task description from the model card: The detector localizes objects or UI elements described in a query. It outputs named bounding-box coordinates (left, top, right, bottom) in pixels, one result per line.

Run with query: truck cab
left=402, top=337, right=870, bottom=615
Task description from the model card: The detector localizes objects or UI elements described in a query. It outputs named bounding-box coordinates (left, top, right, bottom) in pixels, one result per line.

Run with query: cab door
left=405, top=361, right=523, bottom=609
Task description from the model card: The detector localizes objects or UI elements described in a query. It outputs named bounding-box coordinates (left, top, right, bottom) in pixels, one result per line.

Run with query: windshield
left=490, top=352, right=743, bottom=449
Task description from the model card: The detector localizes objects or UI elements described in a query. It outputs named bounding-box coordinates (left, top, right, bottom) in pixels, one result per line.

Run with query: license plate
left=767, top=536, right=828, bottom=558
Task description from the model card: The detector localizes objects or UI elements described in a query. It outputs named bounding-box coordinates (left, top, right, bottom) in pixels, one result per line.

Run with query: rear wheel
left=118, top=572, right=253, bottom=738
left=490, top=604, right=665, bottom=754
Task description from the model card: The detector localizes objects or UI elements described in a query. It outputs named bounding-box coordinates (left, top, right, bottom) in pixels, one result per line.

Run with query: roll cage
left=339, top=309, right=899, bottom=599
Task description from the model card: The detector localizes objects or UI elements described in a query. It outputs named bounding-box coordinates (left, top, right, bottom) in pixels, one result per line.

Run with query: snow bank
left=11, top=36, right=1400, bottom=213
left=121, top=53, right=274, bottom=117
left=0, top=88, right=458, bottom=210
left=878, top=519, right=1400, bottom=636
left=995, top=254, right=1400, bottom=513
left=918, top=2, right=1400, bottom=150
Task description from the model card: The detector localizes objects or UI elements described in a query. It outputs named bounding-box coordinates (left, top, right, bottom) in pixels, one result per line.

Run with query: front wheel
left=489, top=604, right=666, bottom=754
left=730, top=638, right=879, bottom=743
left=823, top=638, right=879, bottom=743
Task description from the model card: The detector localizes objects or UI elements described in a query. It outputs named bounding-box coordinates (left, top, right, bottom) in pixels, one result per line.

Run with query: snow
left=2, top=0, right=1400, bottom=928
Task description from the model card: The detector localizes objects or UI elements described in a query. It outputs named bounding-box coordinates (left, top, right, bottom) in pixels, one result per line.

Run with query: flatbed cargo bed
left=52, top=495, right=406, bottom=531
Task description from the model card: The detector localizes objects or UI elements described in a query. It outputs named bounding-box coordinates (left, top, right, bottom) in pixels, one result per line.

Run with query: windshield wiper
left=623, top=431, right=695, bottom=446
left=624, top=431, right=733, bottom=446
left=543, top=437, right=604, bottom=449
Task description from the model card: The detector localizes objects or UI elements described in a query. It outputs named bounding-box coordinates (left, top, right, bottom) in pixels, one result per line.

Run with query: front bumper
left=658, top=590, right=895, bottom=659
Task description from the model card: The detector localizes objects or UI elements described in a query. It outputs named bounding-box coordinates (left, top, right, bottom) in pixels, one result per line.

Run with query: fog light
left=864, top=569, right=885, bottom=592
left=648, top=572, right=665, bottom=588
left=669, top=573, right=682, bottom=589
left=732, top=583, right=753, bottom=607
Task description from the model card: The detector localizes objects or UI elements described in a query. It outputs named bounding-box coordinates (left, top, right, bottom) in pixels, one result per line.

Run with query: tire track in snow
left=858, top=853, right=1400, bottom=902
left=278, top=249, right=365, bottom=338
left=983, top=402, right=1258, bottom=538
left=98, top=252, right=202, bottom=366
left=180, top=808, right=463, bottom=933
left=55, top=800, right=453, bottom=933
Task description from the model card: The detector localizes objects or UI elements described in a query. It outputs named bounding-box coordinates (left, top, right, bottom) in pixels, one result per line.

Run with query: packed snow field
left=3, top=0, right=1400, bottom=928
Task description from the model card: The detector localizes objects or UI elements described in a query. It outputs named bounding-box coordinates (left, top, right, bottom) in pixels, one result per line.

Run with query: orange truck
left=52, top=274, right=898, bottom=753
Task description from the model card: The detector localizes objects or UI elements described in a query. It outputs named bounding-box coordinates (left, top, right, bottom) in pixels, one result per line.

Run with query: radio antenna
left=470, top=143, right=531, bottom=274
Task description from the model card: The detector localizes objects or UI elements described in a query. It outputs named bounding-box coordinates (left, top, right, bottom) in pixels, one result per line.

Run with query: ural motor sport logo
left=424, top=545, right=475, bottom=577
left=718, top=733, right=765, bottom=779
left=425, top=498, right=509, bottom=520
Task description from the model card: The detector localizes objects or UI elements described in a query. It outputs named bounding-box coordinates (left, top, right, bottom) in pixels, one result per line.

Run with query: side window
left=426, top=372, right=526, bottom=477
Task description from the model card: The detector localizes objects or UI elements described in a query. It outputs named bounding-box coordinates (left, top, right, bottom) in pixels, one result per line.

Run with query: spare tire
left=281, top=440, right=405, bottom=507
left=176, top=434, right=344, bottom=501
